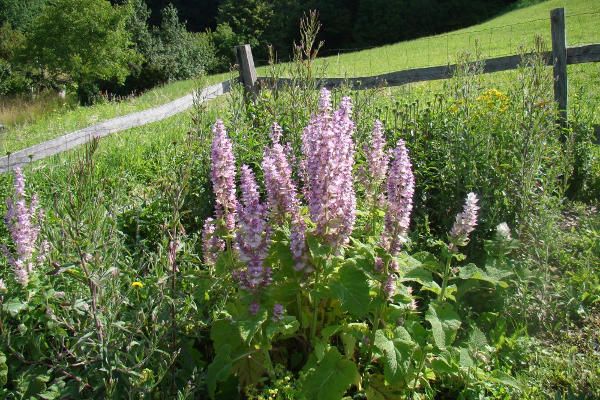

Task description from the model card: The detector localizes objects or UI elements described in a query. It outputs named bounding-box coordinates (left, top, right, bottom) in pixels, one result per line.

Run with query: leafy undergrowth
left=0, top=34, right=598, bottom=399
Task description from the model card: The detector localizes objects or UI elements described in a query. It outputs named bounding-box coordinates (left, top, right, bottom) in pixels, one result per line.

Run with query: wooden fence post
left=235, top=44, right=258, bottom=96
left=551, top=7, right=568, bottom=127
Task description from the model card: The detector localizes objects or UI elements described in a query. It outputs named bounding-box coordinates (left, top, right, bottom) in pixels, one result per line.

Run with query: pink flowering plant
left=203, top=88, right=520, bottom=399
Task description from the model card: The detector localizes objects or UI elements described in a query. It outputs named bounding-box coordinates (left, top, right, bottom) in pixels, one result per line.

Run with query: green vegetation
left=0, top=8, right=598, bottom=394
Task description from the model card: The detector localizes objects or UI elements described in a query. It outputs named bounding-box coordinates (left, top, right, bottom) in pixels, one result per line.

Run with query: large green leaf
left=301, top=347, right=360, bottom=400
left=329, top=265, right=371, bottom=318
left=2, top=298, right=26, bottom=316
left=374, top=329, right=415, bottom=385
left=425, top=303, right=461, bottom=349
left=0, top=351, right=7, bottom=387
left=211, top=319, right=242, bottom=352
left=232, top=350, right=266, bottom=388
left=457, top=263, right=509, bottom=288
left=265, top=316, right=299, bottom=340
left=365, top=374, right=405, bottom=400
left=206, top=345, right=233, bottom=399
left=401, top=266, right=442, bottom=295
left=237, top=308, right=268, bottom=345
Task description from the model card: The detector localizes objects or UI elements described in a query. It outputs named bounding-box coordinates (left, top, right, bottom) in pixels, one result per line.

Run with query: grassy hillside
left=2, top=0, right=598, bottom=155
left=311, top=0, right=599, bottom=76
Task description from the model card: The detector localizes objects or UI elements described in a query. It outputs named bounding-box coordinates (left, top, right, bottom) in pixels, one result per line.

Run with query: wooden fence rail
left=0, top=81, right=231, bottom=173
left=2, top=7, right=598, bottom=173
left=255, top=44, right=600, bottom=90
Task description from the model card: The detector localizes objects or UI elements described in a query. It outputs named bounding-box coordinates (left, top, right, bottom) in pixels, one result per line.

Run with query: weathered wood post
left=551, top=8, right=568, bottom=128
left=235, top=44, right=258, bottom=96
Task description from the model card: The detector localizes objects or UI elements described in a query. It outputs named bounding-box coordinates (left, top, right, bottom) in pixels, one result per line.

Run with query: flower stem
left=310, top=269, right=320, bottom=344
left=439, top=255, right=452, bottom=301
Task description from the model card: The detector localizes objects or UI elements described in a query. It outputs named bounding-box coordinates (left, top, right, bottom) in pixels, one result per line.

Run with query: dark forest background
left=0, top=0, right=525, bottom=103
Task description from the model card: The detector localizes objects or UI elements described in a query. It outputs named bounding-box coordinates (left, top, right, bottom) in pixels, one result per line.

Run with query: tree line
left=0, top=0, right=520, bottom=104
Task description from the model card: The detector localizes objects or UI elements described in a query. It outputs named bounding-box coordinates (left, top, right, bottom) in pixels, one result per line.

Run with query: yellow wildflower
left=131, top=281, right=144, bottom=288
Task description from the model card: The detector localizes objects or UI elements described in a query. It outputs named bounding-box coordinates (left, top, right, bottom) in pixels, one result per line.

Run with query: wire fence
left=280, top=10, right=600, bottom=78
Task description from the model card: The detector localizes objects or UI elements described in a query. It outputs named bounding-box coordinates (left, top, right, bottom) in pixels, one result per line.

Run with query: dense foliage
left=0, top=32, right=598, bottom=397
left=0, top=0, right=528, bottom=102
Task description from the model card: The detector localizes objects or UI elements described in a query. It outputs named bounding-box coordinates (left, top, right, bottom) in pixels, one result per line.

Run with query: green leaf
left=211, top=319, right=242, bottom=352
left=425, top=303, right=461, bottom=349
left=307, top=234, right=332, bottom=261
left=206, top=345, right=233, bottom=399
left=401, top=266, right=442, bottom=295
left=457, top=263, right=508, bottom=288
left=0, top=351, right=7, bottom=387
left=365, top=374, right=405, bottom=400
left=2, top=298, right=26, bottom=316
left=301, top=347, right=360, bottom=400
left=265, top=316, right=299, bottom=340
left=329, top=265, right=371, bottom=318
left=374, top=330, right=415, bottom=385
left=232, top=350, right=266, bottom=387
left=341, top=332, right=356, bottom=359
left=237, top=308, right=268, bottom=345
left=480, top=370, right=523, bottom=391
left=459, top=347, right=474, bottom=368
left=320, top=324, right=341, bottom=341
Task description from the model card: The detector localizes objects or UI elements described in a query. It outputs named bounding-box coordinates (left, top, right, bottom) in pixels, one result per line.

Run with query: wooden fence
left=240, top=8, right=599, bottom=129
left=1, top=7, right=598, bottom=173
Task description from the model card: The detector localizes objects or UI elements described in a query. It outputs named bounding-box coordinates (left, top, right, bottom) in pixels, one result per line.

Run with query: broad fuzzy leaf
left=374, top=329, right=415, bottom=385
left=425, top=303, right=461, bottom=349
left=206, top=345, right=233, bottom=399
left=301, top=347, right=360, bottom=400
left=329, top=265, right=371, bottom=318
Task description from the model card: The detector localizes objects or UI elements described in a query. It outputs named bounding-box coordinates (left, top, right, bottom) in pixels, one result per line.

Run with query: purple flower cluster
left=363, top=120, right=389, bottom=197
left=210, top=120, right=237, bottom=233
left=381, top=139, right=415, bottom=256
left=2, top=168, right=45, bottom=286
left=202, top=217, right=224, bottom=266
left=302, top=88, right=356, bottom=248
left=262, top=123, right=307, bottom=271
left=235, top=165, right=271, bottom=290
left=384, top=274, right=396, bottom=299
left=263, top=123, right=301, bottom=222
left=449, top=192, right=479, bottom=251
left=272, top=303, right=284, bottom=321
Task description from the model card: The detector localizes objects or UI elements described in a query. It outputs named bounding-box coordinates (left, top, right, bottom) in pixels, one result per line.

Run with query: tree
left=216, top=0, right=274, bottom=59
left=23, top=0, right=139, bottom=103
left=0, top=0, right=48, bottom=31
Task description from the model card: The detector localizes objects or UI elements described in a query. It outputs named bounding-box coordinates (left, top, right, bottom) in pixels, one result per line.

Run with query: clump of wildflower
left=249, top=301, right=260, bottom=315
left=131, top=281, right=143, bottom=289
left=210, top=119, right=237, bottom=233
left=302, top=88, right=356, bottom=248
left=2, top=168, right=45, bottom=286
left=362, top=120, right=389, bottom=197
left=381, top=139, right=415, bottom=255
left=263, top=122, right=307, bottom=270
left=263, top=123, right=301, bottom=222
left=384, top=274, right=396, bottom=299
left=496, top=222, right=511, bottom=241
left=272, top=303, right=284, bottom=322
left=448, top=192, right=480, bottom=252
left=202, top=217, right=225, bottom=266
left=374, top=257, right=384, bottom=273
left=235, top=165, right=271, bottom=291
